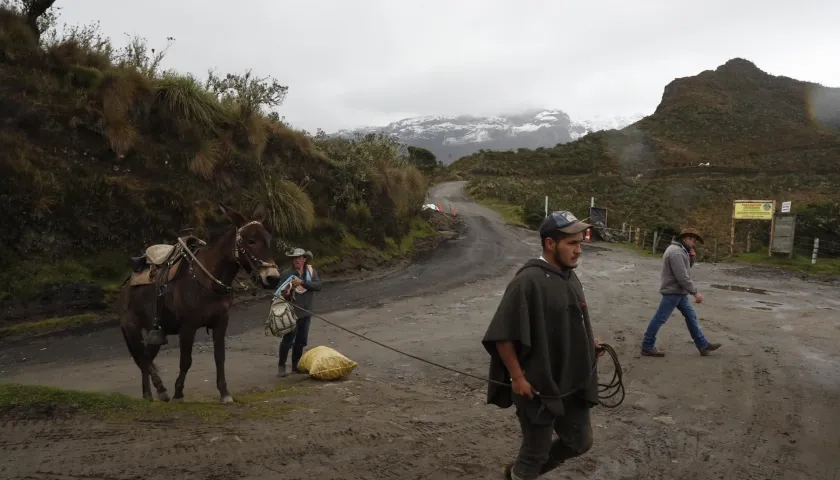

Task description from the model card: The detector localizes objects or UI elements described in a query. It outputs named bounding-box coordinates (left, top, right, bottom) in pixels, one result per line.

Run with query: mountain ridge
left=447, top=57, right=840, bottom=253
left=334, top=109, right=645, bottom=163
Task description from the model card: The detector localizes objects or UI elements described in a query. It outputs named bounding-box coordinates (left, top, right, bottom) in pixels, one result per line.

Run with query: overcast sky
left=56, top=0, right=839, bottom=133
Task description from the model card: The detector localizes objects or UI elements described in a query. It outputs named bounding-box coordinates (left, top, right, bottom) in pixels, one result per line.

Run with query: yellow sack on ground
left=297, top=346, right=358, bottom=381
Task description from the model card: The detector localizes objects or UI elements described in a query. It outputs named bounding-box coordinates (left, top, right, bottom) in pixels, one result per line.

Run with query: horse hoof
left=220, top=395, right=234, bottom=404
left=158, top=391, right=171, bottom=402
left=171, top=397, right=183, bottom=404
left=143, top=395, right=154, bottom=402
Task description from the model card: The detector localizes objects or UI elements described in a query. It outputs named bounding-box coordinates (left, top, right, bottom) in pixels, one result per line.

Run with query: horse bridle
left=179, top=220, right=277, bottom=296
left=234, top=220, right=279, bottom=285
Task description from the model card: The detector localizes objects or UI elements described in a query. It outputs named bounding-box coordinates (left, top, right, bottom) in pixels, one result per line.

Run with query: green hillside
left=449, top=58, right=840, bottom=257
left=0, top=4, right=431, bottom=323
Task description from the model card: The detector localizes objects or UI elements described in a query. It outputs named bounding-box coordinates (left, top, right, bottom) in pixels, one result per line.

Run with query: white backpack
left=264, top=271, right=307, bottom=337
left=265, top=294, right=298, bottom=337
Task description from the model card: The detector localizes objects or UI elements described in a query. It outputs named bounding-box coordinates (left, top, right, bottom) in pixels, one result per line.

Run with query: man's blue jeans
left=642, top=294, right=708, bottom=351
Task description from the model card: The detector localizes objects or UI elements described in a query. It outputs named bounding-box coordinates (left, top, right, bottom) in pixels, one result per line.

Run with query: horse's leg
left=121, top=325, right=154, bottom=401
left=171, top=327, right=197, bottom=403
left=145, top=345, right=170, bottom=402
left=212, top=316, right=233, bottom=404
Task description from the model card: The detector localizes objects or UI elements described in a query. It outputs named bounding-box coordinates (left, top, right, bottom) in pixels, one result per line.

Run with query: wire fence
left=589, top=223, right=840, bottom=264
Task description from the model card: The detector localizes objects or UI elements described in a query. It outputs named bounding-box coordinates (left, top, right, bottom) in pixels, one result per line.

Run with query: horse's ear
left=218, top=202, right=246, bottom=228
left=252, top=202, right=268, bottom=223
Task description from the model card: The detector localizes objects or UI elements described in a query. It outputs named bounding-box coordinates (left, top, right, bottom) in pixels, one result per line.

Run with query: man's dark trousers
left=510, top=396, right=594, bottom=479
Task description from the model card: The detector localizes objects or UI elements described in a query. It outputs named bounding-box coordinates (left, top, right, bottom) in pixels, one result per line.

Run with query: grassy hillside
left=0, top=6, right=430, bottom=322
left=449, top=58, right=840, bottom=259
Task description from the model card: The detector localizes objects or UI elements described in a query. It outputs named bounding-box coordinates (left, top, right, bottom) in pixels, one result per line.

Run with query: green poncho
left=481, top=258, right=599, bottom=416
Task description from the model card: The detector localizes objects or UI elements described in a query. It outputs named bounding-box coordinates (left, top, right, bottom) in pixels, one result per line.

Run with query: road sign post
left=730, top=200, right=776, bottom=256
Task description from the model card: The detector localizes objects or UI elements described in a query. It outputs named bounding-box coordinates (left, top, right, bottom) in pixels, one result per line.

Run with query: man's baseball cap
left=539, top=210, right=591, bottom=236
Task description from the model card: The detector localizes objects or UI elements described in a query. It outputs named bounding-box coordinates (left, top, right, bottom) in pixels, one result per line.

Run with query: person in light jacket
left=640, top=228, right=721, bottom=357
left=277, top=247, right=322, bottom=375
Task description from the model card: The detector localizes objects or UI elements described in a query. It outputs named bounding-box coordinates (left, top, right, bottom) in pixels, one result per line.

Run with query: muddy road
left=0, top=181, right=532, bottom=370
left=2, top=183, right=840, bottom=480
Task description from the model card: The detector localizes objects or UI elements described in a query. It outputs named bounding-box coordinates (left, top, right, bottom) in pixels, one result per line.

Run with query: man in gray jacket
left=640, top=228, right=721, bottom=357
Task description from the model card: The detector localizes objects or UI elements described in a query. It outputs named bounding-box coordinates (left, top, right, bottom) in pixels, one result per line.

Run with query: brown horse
left=119, top=203, right=281, bottom=403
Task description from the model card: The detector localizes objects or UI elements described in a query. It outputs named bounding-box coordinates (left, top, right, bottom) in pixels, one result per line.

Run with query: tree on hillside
left=407, top=146, right=441, bottom=175
left=206, top=69, right=289, bottom=118
left=0, top=0, right=57, bottom=39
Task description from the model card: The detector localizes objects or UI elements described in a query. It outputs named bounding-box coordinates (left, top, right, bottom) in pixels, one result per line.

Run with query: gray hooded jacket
left=660, top=240, right=698, bottom=296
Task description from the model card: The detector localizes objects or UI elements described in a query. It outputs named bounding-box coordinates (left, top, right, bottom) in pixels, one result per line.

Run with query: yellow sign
left=732, top=201, right=775, bottom=220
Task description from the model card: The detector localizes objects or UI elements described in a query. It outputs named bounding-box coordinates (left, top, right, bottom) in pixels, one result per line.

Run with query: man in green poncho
left=482, top=210, right=603, bottom=480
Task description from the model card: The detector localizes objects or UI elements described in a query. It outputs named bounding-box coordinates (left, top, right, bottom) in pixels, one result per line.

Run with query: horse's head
left=219, top=202, right=281, bottom=289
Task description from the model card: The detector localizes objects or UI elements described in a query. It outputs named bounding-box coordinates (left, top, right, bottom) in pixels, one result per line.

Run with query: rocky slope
left=336, top=109, right=643, bottom=164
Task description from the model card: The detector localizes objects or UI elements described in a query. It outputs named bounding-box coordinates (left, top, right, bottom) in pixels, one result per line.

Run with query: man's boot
left=291, top=345, right=305, bottom=373
left=278, top=344, right=291, bottom=376
left=700, top=342, right=722, bottom=356
left=144, top=327, right=167, bottom=346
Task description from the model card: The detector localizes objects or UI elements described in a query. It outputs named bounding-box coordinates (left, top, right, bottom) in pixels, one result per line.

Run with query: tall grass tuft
left=189, top=138, right=222, bottom=180
left=244, top=170, right=315, bottom=238
left=153, top=72, right=228, bottom=131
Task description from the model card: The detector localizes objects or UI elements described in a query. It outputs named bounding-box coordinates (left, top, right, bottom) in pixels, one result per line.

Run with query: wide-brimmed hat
left=678, top=228, right=704, bottom=244
left=285, top=247, right=313, bottom=261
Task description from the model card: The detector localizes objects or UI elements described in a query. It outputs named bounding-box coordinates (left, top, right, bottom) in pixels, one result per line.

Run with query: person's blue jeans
left=641, top=294, right=708, bottom=351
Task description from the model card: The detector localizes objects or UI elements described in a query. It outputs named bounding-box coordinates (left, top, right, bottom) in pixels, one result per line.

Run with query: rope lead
left=285, top=301, right=625, bottom=408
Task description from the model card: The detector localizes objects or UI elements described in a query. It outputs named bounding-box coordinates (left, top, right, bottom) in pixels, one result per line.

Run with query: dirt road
left=2, top=182, right=840, bottom=480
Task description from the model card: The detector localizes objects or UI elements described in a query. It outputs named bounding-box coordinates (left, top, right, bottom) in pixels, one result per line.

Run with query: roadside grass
left=606, top=241, right=664, bottom=259
left=473, top=198, right=528, bottom=228
left=730, top=251, right=840, bottom=276
left=0, top=252, right=130, bottom=303
left=608, top=242, right=840, bottom=277
left=0, top=382, right=305, bottom=423
left=0, top=313, right=101, bottom=338
left=317, top=218, right=438, bottom=268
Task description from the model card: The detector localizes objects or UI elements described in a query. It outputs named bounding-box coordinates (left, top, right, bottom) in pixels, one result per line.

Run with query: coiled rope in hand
left=286, top=302, right=625, bottom=408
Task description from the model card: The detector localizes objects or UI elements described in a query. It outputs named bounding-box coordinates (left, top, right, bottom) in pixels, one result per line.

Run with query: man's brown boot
left=502, top=462, right=513, bottom=480
left=700, top=342, right=722, bottom=356
left=641, top=347, right=665, bottom=357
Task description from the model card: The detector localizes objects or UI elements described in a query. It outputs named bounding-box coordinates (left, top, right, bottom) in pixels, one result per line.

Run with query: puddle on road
left=710, top=284, right=770, bottom=295
left=757, top=300, right=783, bottom=307
left=709, top=285, right=794, bottom=311
left=751, top=300, right=786, bottom=311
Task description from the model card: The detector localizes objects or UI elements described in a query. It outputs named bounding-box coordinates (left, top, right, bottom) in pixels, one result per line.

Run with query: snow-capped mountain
left=334, top=109, right=644, bottom=164
left=569, top=114, right=645, bottom=141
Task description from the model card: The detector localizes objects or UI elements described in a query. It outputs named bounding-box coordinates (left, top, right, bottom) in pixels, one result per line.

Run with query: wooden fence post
left=652, top=231, right=659, bottom=254
left=746, top=232, right=751, bottom=253
left=635, top=228, right=641, bottom=248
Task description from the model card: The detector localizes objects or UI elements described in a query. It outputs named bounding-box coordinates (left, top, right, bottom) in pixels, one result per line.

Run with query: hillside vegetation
left=449, top=58, right=840, bottom=257
left=0, top=4, right=430, bottom=322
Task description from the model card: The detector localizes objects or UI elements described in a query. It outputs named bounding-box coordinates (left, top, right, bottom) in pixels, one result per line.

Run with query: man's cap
left=539, top=210, right=591, bottom=236
left=678, top=228, right=704, bottom=244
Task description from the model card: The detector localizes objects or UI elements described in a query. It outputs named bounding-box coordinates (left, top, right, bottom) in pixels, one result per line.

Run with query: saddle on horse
left=128, top=235, right=206, bottom=287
